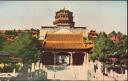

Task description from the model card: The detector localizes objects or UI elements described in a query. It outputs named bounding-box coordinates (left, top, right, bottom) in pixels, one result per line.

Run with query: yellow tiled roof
left=44, top=42, right=85, bottom=49
left=43, top=33, right=85, bottom=49
left=45, top=33, right=83, bottom=41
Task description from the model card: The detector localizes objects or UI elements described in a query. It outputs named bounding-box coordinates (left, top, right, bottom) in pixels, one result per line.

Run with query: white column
left=39, top=62, right=41, bottom=69
left=45, top=67, right=47, bottom=72
left=83, top=52, right=87, bottom=66
left=110, top=69, right=113, bottom=77
left=34, top=63, right=36, bottom=70
left=43, top=65, right=46, bottom=71
left=98, top=62, right=101, bottom=72
left=70, top=53, right=73, bottom=65
left=28, top=68, right=31, bottom=73
left=31, top=63, right=35, bottom=72
left=105, top=68, right=107, bottom=74
left=35, top=61, right=39, bottom=70
left=86, top=52, right=89, bottom=64
left=12, top=68, right=16, bottom=76
left=65, top=55, right=69, bottom=64
left=40, top=63, right=43, bottom=69
left=125, top=69, right=127, bottom=76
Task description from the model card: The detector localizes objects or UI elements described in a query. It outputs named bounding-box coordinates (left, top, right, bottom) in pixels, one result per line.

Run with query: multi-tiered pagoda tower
left=53, top=7, right=75, bottom=27
left=40, top=7, right=87, bottom=40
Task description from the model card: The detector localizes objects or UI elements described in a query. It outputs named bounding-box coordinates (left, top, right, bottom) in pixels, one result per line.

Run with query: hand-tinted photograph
left=0, top=1, right=127, bottom=81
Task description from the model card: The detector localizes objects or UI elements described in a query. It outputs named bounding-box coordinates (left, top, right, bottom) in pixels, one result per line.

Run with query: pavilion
left=41, top=32, right=92, bottom=65
left=39, top=7, right=93, bottom=66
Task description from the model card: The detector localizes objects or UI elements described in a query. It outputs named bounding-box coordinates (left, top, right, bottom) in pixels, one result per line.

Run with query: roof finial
left=63, top=6, right=66, bottom=10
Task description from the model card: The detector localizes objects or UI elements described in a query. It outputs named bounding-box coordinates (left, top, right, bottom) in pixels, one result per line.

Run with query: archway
left=56, top=52, right=70, bottom=65
left=72, top=52, right=85, bottom=65
left=41, top=52, right=54, bottom=65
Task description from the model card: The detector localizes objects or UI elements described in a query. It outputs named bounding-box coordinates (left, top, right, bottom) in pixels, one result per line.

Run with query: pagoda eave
left=41, top=48, right=92, bottom=52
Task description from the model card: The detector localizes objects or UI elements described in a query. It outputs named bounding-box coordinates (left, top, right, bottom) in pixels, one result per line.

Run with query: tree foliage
left=3, top=32, right=40, bottom=64
left=112, top=34, right=127, bottom=65
left=5, top=29, right=17, bottom=36
left=90, top=32, right=114, bottom=61
left=90, top=31, right=127, bottom=66
left=0, top=36, right=5, bottom=51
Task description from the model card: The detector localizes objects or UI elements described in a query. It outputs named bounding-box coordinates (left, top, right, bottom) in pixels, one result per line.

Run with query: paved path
left=46, top=54, right=89, bottom=80
left=47, top=65, right=88, bottom=80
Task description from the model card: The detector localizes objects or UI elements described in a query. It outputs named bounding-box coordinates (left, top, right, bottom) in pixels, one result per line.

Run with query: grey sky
left=0, top=1, right=127, bottom=34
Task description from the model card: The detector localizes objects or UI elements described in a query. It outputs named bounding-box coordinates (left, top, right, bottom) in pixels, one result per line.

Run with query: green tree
left=5, top=29, right=17, bottom=36
left=113, top=34, right=127, bottom=73
left=1, top=31, right=40, bottom=74
left=0, top=32, right=2, bottom=35
left=0, top=36, right=5, bottom=50
left=3, top=32, right=40, bottom=64
left=113, top=35, right=127, bottom=65
left=90, top=32, right=114, bottom=62
left=111, top=30, right=116, bottom=35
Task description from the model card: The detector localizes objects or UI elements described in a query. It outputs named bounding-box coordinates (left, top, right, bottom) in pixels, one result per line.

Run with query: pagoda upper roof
left=56, top=7, right=72, bottom=14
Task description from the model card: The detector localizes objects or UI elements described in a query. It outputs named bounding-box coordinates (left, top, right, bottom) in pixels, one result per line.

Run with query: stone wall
left=88, top=60, right=127, bottom=81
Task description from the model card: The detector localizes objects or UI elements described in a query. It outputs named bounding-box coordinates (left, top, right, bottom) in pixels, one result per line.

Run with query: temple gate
left=41, top=32, right=91, bottom=66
